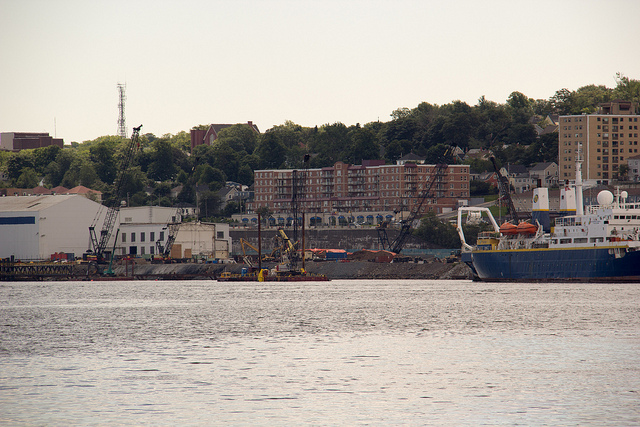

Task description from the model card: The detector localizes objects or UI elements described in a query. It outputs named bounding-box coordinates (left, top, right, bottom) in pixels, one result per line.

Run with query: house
left=499, top=164, right=528, bottom=178
left=477, top=171, right=499, bottom=188
left=64, top=185, right=102, bottom=202
left=628, top=155, right=640, bottom=182
left=509, top=172, right=533, bottom=193
left=396, top=152, right=425, bottom=165
left=529, top=162, right=559, bottom=187
left=464, top=148, right=493, bottom=161
left=170, top=185, right=183, bottom=199
left=217, top=186, right=241, bottom=209
left=190, top=121, right=260, bottom=153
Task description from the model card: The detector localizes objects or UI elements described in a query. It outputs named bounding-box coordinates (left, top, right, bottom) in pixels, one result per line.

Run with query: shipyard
left=3, top=2, right=640, bottom=425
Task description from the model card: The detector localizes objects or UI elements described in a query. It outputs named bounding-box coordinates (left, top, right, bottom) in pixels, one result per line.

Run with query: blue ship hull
left=462, top=247, right=640, bottom=282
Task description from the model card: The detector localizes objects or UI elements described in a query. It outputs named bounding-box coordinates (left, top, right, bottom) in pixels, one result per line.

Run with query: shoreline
left=1, top=260, right=473, bottom=281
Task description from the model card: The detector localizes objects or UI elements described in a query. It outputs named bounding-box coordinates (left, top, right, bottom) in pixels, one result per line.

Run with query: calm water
left=1, top=279, right=638, bottom=426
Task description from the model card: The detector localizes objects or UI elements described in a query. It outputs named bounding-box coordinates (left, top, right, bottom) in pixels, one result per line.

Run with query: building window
left=160, top=231, right=165, bottom=241
left=121, top=233, right=126, bottom=243
left=150, top=232, right=155, bottom=241
left=217, top=231, right=224, bottom=239
left=140, top=232, right=145, bottom=242
left=131, top=233, right=135, bottom=242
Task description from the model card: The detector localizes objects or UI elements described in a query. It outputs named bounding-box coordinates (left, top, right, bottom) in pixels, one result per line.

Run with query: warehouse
left=0, top=195, right=106, bottom=260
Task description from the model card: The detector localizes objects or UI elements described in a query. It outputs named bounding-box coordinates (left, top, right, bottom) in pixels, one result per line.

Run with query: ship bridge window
left=590, top=237, right=604, bottom=243
left=574, top=238, right=588, bottom=244
left=560, top=238, right=572, bottom=244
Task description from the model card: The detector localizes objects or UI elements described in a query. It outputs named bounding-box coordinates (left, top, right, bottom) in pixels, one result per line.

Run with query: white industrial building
left=0, top=199, right=232, bottom=261
left=0, top=195, right=106, bottom=260
left=116, top=206, right=231, bottom=260
left=172, top=222, right=231, bottom=260
left=116, top=206, right=178, bottom=256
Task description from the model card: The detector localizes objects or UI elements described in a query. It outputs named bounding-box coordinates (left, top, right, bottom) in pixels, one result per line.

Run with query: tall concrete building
left=558, top=100, right=639, bottom=185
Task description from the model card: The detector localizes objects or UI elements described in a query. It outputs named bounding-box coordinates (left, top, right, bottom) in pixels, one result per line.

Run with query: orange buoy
left=499, top=222, right=518, bottom=235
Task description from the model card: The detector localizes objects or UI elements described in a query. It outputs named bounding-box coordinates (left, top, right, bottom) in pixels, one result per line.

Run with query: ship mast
left=575, top=141, right=584, bottom=216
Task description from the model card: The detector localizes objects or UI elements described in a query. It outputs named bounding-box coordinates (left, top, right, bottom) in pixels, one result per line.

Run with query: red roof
left=66, top=185, right=102, bottom=195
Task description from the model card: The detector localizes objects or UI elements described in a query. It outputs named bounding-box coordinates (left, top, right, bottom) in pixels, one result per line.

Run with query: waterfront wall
left=229, top=227, right=440, bottom=255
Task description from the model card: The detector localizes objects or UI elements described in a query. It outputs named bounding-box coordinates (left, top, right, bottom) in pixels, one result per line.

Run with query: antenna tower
left=117, top=83, right=127, bottom=138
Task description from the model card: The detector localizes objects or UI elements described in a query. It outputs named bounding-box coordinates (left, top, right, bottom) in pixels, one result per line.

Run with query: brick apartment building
left=0, top=132, right=64, bottom=152
left=245, top=159, right=470, bottom=226
left=558, top=100, right=640, bottom=184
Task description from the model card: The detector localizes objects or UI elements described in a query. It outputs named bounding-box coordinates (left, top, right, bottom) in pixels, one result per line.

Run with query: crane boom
left=388, top=163, right=448, bottom=254
left=490, top=157, right=519, bottom=223
left=88, top=125, right=142, bottom=261
left=155, top=208, right=182, bottom=258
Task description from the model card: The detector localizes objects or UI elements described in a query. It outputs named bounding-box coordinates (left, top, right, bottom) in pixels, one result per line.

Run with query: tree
left=89, top=140, right=117, bottom=184
left=614, top=73, right=640, bottom=105
left=412, top=212, right=461, bottom=248
left=255, top=206, right=273, bottom=220
left=619, top=164, right=629, bottom=182
left=7, top=151, right=34, bottom=183
left=198, top=191, right=221, bottom=219
left=147, top=139, right=177, bottom=181
left=255, top=132, right=287, bottom=169
left=346, top=126, right=380, bottom=163
left=16, top=167, right=39, bottom=188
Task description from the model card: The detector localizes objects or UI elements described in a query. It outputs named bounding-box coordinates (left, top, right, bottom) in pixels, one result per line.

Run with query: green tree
left=613, top=73, right=640, bottom=105
left=346, top=126, right=380, bottom=163
left=16, top=167, right=39, bottom=188
left=89, top=140, right=117, bottom=184
left=7, top=151, right=34, bottom=183
left=216, top=123, right=259, bottom=154
left=148, top=139, right=177, bottom=181
left=255, top=132, right=287, bottom=169
left=412, top=212, right=461, bottom=248
left=198, top=191, right=221, bottom=219
left=32, top=145, right=61, bottom=175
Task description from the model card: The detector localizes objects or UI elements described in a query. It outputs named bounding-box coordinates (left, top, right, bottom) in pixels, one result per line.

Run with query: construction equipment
left=378, top=162, right=449, bottom=254
left=490, top=157, right=519, bottom=223
left=87, top=125, right=142, bottom=263
left=155, top=208, right=183, bottom=259
left=240, top=238, right=259, bottom=266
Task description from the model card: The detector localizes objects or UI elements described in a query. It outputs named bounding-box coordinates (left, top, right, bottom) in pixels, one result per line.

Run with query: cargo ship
left=457, top=153, right=640, bottom=282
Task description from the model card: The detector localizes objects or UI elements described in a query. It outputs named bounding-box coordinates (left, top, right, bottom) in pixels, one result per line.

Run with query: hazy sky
left=1, top=0, right=639, bottom=143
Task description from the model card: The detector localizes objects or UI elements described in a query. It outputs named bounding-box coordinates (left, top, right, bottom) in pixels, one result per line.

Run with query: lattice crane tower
left=117, top=83, right=127, bottom=138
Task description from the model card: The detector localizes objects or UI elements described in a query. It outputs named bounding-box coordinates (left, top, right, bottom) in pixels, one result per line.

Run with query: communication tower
left=117, top=83, right=127, bottom=138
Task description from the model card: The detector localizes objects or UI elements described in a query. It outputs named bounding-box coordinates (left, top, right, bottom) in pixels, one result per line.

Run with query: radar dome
left=621, top=191, right=629, bottom=200
left=597, top=190, right=614, bottom=206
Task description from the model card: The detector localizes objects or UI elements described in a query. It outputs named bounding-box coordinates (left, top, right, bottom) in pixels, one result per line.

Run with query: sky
left=1, top=0, right=639, bottom=144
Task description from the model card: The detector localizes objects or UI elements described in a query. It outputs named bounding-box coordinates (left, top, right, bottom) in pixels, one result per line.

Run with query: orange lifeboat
left=516, top=221, right=537, bottom=235
left=499, top=222, right=518, bottom=235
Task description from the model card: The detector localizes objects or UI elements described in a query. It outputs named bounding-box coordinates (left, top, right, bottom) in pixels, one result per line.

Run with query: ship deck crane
left=88, top=125, right=142, bottom=263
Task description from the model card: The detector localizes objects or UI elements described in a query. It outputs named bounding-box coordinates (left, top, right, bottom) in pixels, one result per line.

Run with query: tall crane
left=155, top=208, right=182, bottom=258
left=379, top=162, right=449, bottom=254
left=88, top=125, right=142, bottom=262
left=490, top=157, right=519, bottom=223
